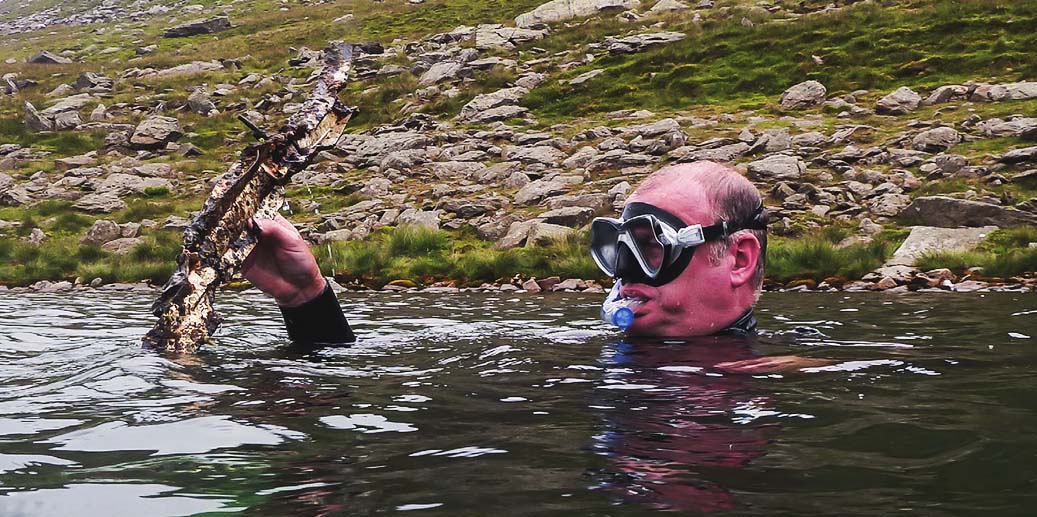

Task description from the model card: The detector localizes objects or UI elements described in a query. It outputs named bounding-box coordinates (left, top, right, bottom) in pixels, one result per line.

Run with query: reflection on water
left=1, top=289, right=1035, bottom=515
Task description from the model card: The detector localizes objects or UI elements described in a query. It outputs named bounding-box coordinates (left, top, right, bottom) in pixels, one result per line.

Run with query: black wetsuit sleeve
left=279, top=280, right=355, bottom=346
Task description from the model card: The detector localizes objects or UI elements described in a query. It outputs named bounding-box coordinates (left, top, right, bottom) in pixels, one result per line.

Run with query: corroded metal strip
left=143, top=42, right=356, bottom=353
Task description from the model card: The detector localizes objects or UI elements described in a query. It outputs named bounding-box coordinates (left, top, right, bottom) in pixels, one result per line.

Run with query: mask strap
left=702, top=202, right=768, bottom=241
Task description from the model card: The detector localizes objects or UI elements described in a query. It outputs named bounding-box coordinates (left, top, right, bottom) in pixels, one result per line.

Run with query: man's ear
left=728, top=232, right=761, bottom=288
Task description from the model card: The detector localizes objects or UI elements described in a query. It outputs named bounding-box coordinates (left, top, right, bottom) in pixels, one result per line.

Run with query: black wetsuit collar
left=719, top=308, right=757, bottom=335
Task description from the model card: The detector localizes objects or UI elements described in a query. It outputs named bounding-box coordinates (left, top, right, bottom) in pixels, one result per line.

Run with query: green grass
left=143, top=186, right=171, bottom=197
left=0, top=231, right=181, bottom=286
left=916, top=225, right=1037, bottom=277
left=915, top=250, right=990, bottom=273
left=317, top=225, right=602, bottom=286
left=0, top=200, right=97, bottom=238
left=50, top=212, right=94, bottom=233
left=3, top=0, right=1037, bottom=288
left=765, top=228, right=907, bottom=283
left=910, top=178, right=975, bottom=198
left=0, top=117, right=108, bottom=155
left=523, top=0, right=1037, bottom=122
left=979, top=226, right=1037, bottom=254
left=916, top=249, right=1037, bottom=278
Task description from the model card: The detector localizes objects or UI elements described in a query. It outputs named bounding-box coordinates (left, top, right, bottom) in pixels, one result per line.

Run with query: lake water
left=1, top=288, right=1034, bottom=515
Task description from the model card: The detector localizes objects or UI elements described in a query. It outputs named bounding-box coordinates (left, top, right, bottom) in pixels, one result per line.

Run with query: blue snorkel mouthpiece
left=601, top=280, right=641, bottom=330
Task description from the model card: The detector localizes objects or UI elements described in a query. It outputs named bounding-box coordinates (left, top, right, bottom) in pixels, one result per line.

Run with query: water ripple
left=0, top=290, right=1033, bottom=515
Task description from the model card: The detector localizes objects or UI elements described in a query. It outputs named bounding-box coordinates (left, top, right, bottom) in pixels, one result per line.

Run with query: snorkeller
left=593, top=199, right=766, bottom=333
left=590, top=162, right=769, bottom=337
left=241, top=160, right=829, bottom=371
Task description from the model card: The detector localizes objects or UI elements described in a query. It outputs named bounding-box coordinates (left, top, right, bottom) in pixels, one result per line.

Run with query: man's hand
left=714, top=355, right=834, bottom=375
left=242, top=214, right=326, bottom=307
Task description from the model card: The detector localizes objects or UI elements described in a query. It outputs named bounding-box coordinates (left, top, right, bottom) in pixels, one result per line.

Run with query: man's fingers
left=242, top=241, right=259, bottom=274
left=714, top=357, right=786, bottom=374
left=272, top=214, right=304, bottom=239
left=254, top=215, right=306, bottom=249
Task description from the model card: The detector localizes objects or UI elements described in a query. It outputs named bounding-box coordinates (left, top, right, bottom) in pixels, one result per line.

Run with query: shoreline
left=6, top=275, right=1035, bottom=295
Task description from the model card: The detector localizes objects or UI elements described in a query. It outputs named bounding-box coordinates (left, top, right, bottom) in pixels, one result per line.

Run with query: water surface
left=1, top=288, right=1035, bottom=515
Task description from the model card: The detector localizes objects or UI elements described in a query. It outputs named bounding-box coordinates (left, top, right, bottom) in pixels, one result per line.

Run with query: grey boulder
left=164, top=16, right=231, bottom=38
left=418, top=61, right=467, bottom=86
left=514, top=175, right=583, bottom=206
left=867, top=193, right=912, bottom=217
left=876, top=87, right=922, bottom=115
left=747, top=154, right=805, bottom=180
left=649, top=0, right=689, bottom=12
left=516, top=0, right=641, bottom=27
left=74, top=72, right=114, bottom=92
left=23, top=102, right=53, bottom=132
left=977, top=117, right=1037, bottom=138
left=605, top=31, right=685, bottom=54
left=73, top=193, right=127, bottom=213
left=912, top=127, right=961, bottom=152
left=538, top=206, right=596, bottom=227
left=98, top=173, right=173, bottom=196
left=129, top=116, right=182, bottom=149
left=1001, top=146, right=1037, bottom=164
left=27, top=51, right=72, bottom=64
left=505, top=145, right=568, bottom=166
left=80, top=220, right=121, bottom=246
left=102, top=237, right=144, bottom=255
left=475, top=24, right=549, bottom=50
left=187, top=88, right=218, bottom=116
left=459, top=87, right=529, bottom=122
left=887, top=226, right=998, bottom=266
left=970, top=81, right=1037, bottom=102
left=779, top=80, right=827, bottom=110
left=902, top=196, right=1037, bottom=228
left=396, top=209, right=441, bottom=230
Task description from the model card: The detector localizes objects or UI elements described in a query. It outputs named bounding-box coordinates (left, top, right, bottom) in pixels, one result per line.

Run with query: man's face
left=618, top=184, right=737, bottom=337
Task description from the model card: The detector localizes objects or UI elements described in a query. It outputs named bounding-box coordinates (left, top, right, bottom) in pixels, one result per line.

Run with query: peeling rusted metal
left=143, top=42, right=356, bottom=353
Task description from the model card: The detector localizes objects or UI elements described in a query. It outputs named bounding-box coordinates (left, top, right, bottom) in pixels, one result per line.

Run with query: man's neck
left=719, top=307, right=757, bottom=335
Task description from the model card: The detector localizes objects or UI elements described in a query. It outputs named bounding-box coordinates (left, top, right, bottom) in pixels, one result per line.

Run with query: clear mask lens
left=625, top=217, right=665, bottom=274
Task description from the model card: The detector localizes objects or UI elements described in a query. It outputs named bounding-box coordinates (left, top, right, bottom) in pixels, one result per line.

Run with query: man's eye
left=631, top=227, right=654, bottom=240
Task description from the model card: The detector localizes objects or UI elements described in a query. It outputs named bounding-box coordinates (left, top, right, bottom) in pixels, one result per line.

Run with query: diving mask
left=590, top=201, right=765, bottom=287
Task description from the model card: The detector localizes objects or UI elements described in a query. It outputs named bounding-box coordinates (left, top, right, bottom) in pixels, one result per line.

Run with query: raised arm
left=243, top=214, right=354, bottom=345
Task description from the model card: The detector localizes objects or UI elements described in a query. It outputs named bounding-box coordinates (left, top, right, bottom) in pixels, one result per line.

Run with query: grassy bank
left=0, top=231, right=179, bottom=286
left=915, top=226, right=1037, bottom=278
left=2, top=223, right=1034, bottom=288
left=523, top=0, right=1037, bottom=122
left=316, top=226, right=602, bottom=287
left=766, top=227, right=908, bottom=284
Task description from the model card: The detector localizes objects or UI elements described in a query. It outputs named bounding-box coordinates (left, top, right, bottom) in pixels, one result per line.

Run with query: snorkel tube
left=601, top=280, right=641, bottom=330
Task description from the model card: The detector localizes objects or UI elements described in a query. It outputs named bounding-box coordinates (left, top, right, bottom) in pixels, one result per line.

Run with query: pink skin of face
left=619, top=182, right=761, bottom=338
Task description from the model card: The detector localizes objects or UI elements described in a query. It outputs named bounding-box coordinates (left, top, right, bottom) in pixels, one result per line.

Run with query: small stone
left=551, top=278, right=587, bottom=292
left=569, top=69, right=603, bottom=86
left=522, top=278, right=542, bottom=293
left=875, top=276, right=898, bottom=290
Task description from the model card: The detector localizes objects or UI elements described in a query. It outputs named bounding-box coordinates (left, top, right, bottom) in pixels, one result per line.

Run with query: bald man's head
left=629, top=161, right=768, bottom=292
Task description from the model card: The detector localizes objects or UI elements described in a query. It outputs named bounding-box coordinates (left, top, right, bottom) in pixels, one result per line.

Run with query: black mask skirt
left=616, top=202, right=696, bottom=287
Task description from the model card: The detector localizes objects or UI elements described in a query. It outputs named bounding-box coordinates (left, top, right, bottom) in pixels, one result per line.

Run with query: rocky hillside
left=1, top=0, right=1036, bottom=292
